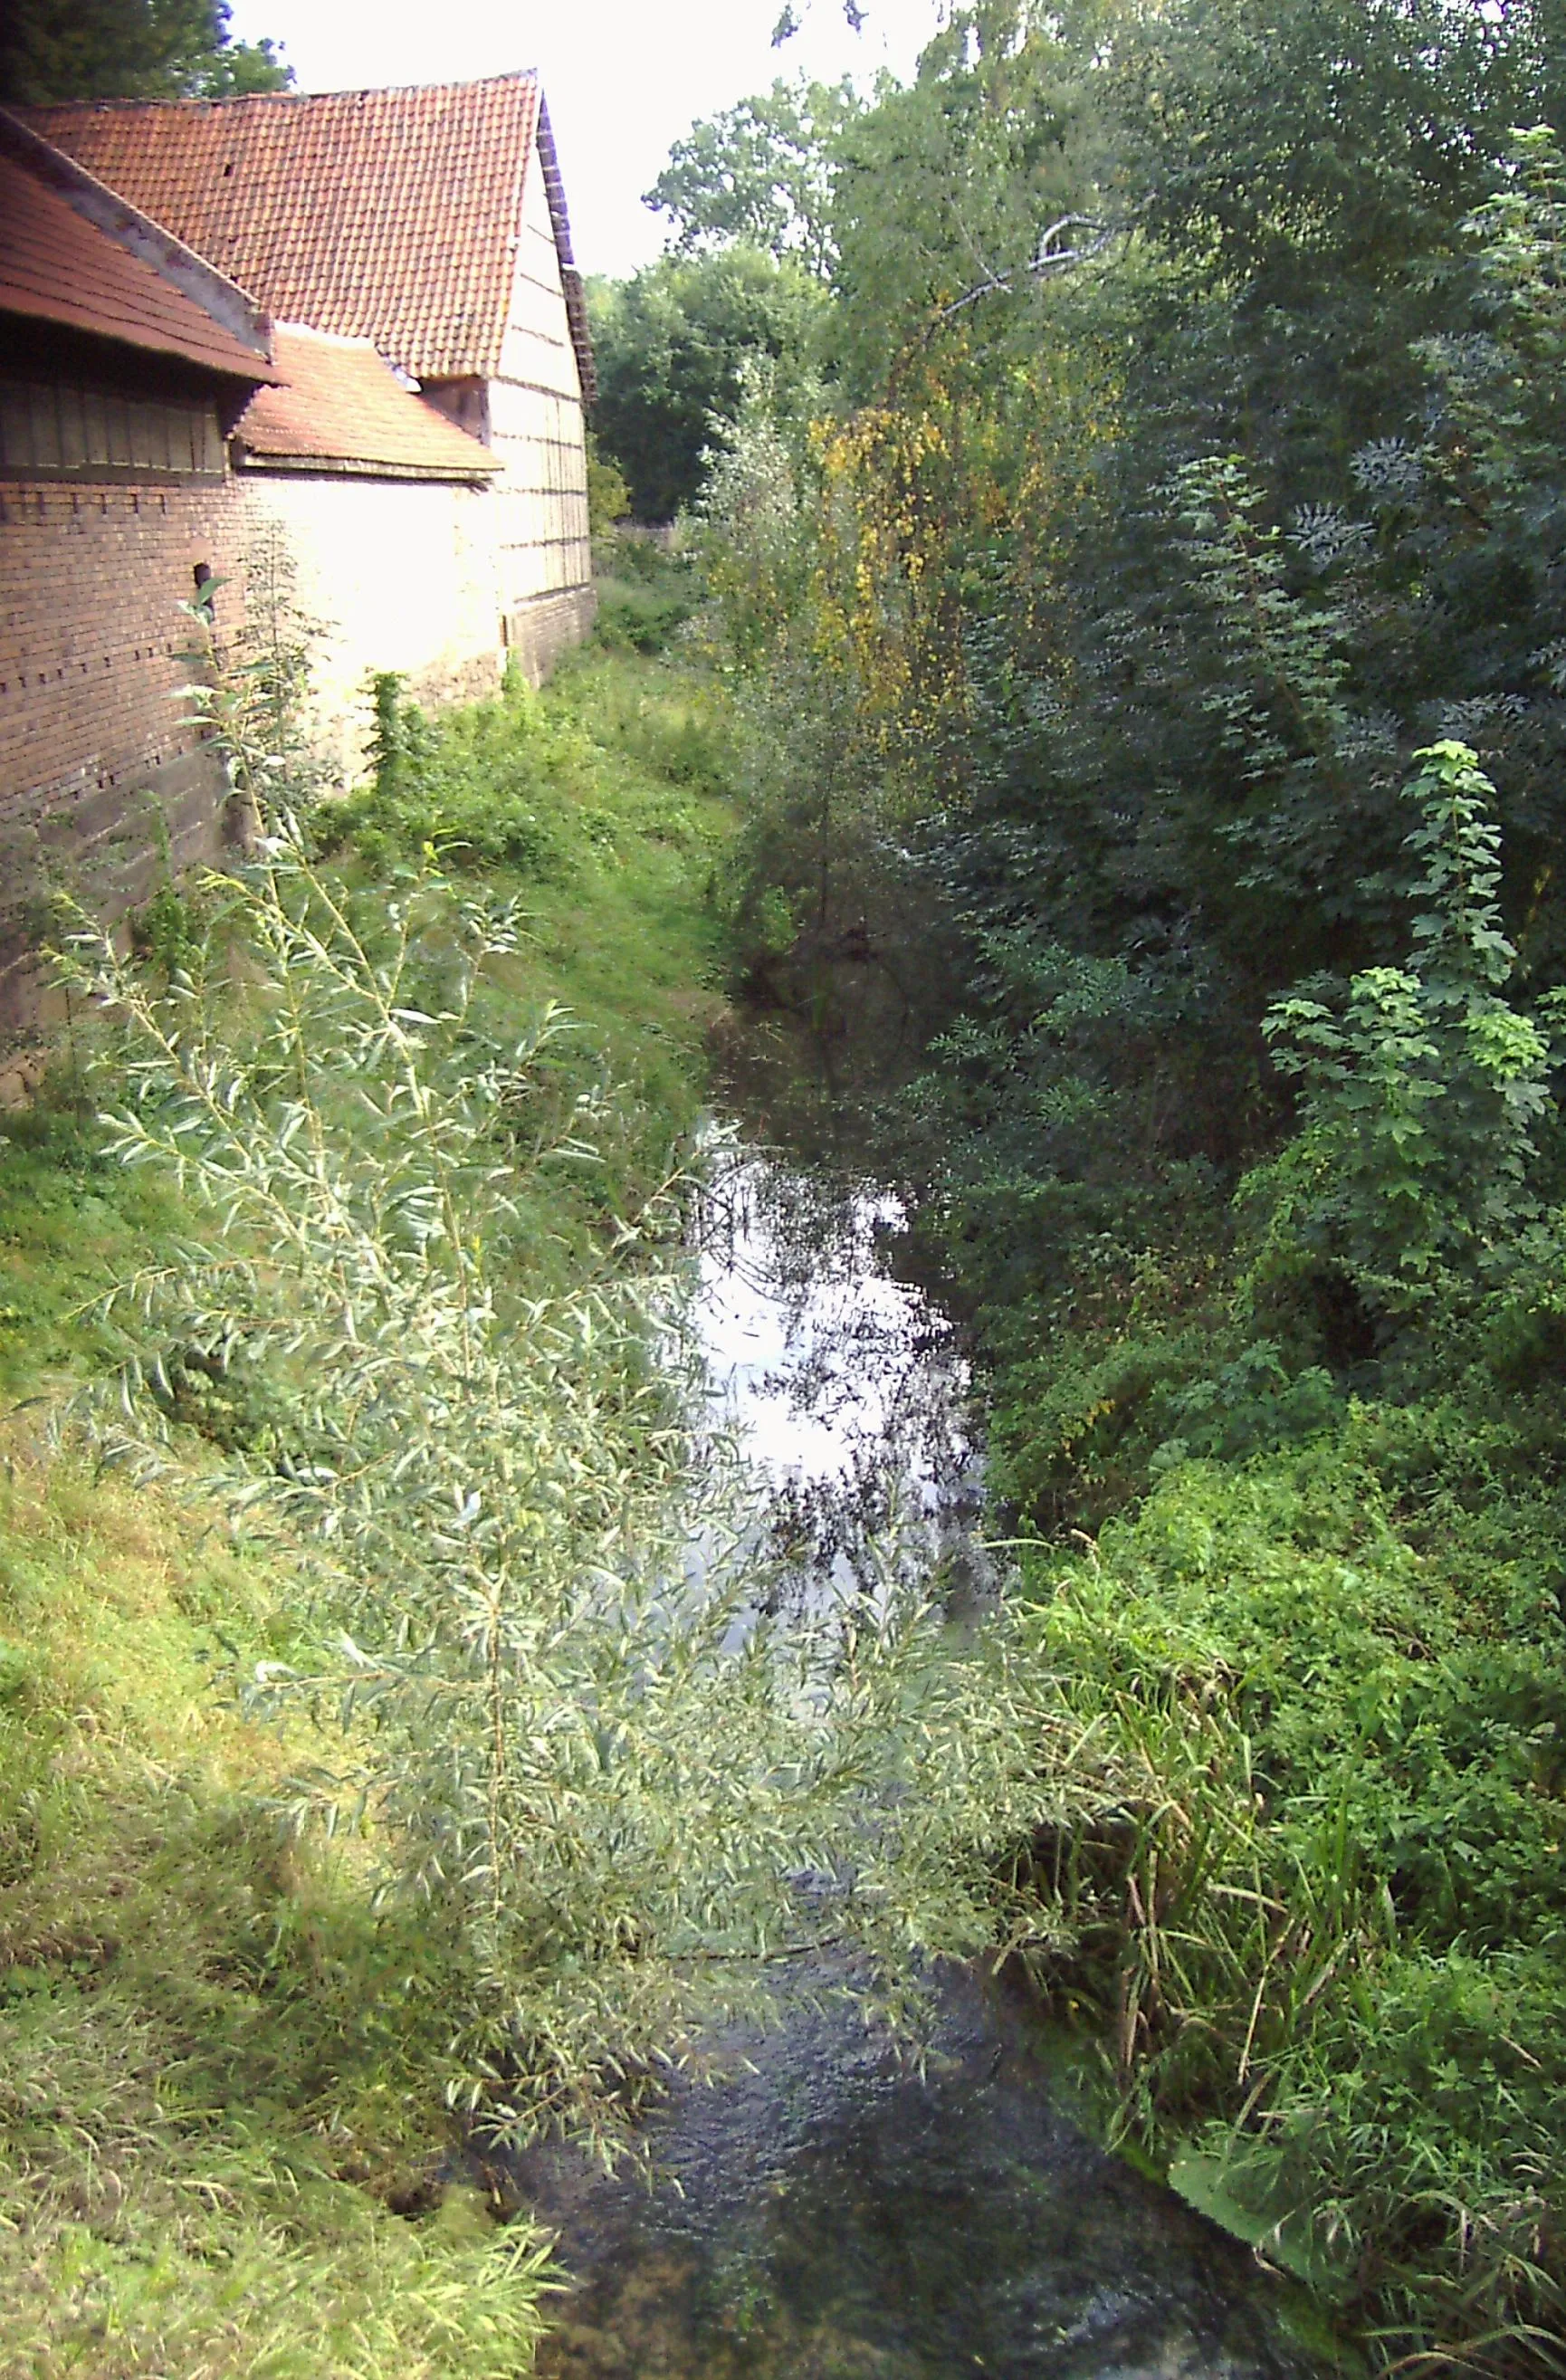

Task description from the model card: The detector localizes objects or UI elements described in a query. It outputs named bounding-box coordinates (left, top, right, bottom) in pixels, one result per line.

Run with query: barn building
left=1, top=75, right=597, bottom=1043
left=29, top=75, right=597, bottom=692
left=0, top=109, right=278, bottom=1034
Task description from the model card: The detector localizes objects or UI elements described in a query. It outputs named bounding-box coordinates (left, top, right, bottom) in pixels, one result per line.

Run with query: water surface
left=520, top=1149, right=1327, bottom=2380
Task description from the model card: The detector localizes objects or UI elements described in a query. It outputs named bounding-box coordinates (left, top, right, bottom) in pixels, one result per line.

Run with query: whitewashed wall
left=241, top=472, right=504, bottom=786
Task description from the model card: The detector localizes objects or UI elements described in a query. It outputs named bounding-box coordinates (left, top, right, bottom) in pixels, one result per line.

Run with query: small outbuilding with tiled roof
left=228, top=321, right=511, bottom=780
left=233, top=329, right=502, bottom=482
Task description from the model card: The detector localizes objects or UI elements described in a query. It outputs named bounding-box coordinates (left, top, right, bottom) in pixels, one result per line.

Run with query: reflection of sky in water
left=521, top=1149, right=1330, bottom=2380
left=691, top=1155, right=979, bottom=1515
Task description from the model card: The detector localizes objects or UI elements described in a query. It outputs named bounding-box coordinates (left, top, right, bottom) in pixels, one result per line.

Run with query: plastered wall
left=241, top=470, right=506, bottom=787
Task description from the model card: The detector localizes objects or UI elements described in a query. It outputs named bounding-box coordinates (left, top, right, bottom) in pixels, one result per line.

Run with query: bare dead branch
left=932, top=214, right=1127, bottom=326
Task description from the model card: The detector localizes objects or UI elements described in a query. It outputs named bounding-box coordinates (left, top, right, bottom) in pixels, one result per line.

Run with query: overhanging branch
left=933, top=213, right=1129, bottom=326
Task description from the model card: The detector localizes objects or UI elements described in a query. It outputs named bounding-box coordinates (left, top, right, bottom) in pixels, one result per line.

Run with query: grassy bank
left=996, top=1392, right=1566, bottom=2363
left=0, top=640, right=735, bottom=2378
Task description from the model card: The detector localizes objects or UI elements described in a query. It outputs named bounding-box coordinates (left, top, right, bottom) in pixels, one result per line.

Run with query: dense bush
left=692, top=2, right=1566, bottom=2366
left=1016, top=1429, right=1566, bottom=2364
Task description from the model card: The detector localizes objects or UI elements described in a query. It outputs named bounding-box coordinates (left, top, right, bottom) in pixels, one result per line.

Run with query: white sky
left=224, top=0, right=944, bottom=277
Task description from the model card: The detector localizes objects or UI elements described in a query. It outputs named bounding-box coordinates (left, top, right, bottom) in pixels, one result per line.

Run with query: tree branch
left=933, top=214, right=1128, bottom=326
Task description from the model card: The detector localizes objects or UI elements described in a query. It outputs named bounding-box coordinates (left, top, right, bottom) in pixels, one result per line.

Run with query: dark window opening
left=192, top=561, right=215, bottom=623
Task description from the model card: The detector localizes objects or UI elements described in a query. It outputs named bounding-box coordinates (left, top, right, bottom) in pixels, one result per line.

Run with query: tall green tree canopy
left=826, top=0, right=1106, bottom=392
left=645, top=75, right=864, bottom=276
left=589, top=248, right=827, bottom=522
left=0, top=0, right=291, bottom=104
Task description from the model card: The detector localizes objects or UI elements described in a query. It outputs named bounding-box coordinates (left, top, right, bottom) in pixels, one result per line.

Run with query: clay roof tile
left=26, top=75, right=587, bottom=390
left=234, top=322, right=499, bottom=477
left=0, top=110, right=278, bottom=384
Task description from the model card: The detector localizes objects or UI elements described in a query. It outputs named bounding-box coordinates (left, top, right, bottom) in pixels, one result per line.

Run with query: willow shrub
left=60, top=833, right=1090, bottom=2160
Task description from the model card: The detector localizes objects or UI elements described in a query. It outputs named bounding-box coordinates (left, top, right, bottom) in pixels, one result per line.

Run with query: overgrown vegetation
left=0, top=639, right=734, bottom=2374
left=0, top=1157, right=557, bottom=2377
left=672, top=2, right=1566, bottom=2368
left=21, top=1, right=1566, bottom=2365
left=0, top=611, right=1091, bottom=2374
left=57, top=825, right=1058, bottom=2161
left=588, top=251, right=828, bottom=521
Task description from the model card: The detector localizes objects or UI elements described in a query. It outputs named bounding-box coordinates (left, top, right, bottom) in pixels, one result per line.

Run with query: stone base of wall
left=0, top=740, right=234, bottom=1046
left=406, top=647, right=505, bottom=718
left=507, top=584, right=597, bottom=688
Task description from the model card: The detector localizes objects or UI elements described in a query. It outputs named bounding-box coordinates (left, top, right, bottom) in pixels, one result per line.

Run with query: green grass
left=0, top=1434, right=557, bottom=2379
left=315, top=647, right=735, bottom=1242
left=0, top=640, right=737, bottom=2377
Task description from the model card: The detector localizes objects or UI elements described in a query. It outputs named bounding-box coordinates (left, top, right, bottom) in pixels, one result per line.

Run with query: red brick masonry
left=0, top=474, right=250, bottom=1033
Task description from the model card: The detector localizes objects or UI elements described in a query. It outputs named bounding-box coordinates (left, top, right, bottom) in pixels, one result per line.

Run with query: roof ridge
left=33, top=70, right=541, bottom=112
left=272, top=320, right=381, bottom=347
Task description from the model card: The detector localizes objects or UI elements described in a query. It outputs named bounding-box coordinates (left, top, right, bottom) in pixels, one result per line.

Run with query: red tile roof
left=0, top=110, right=278, bottom=385
left=234, top=323, right=498, bottom=479
left=27, top=76, right=593, bottom=395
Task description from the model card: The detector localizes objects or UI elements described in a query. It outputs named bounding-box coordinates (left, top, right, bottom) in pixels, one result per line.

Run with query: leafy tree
left=586, top=432, right=632, bottom=539
left=645, top=75, right=864, bottom=276
left=589, top=249, right=828, bottom=521
left=826, top=1, right=1105, bottom=393
left=0, top=0, right=291, bottom=103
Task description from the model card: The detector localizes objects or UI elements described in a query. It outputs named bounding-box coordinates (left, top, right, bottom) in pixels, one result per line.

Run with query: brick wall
left=0, top=473, right=249, bottom=1039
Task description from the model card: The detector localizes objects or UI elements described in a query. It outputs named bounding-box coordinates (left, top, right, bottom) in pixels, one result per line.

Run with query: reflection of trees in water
left=710, top=912, right=950, bottom=1180
left=690, top=1148, right=989, bottom=1615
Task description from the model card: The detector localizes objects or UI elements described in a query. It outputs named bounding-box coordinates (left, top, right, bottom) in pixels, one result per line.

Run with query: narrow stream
left=520, top=1145, right=1330, bottom=2380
